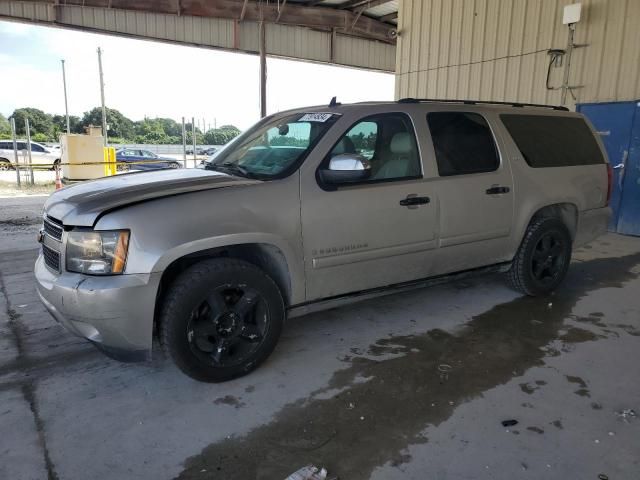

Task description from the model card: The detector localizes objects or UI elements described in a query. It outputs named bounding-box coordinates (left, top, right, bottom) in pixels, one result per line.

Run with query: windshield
left=205, top=112, right=338, bottom=179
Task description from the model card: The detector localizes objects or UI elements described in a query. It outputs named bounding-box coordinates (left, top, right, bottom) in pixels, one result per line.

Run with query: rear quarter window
left=501, top=114, right=604, bottom=167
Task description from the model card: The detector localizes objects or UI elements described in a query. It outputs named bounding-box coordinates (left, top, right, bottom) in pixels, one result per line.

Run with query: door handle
left=486, top=186, right=510, bottom=195
left=399, top=195, right=430, bottom=207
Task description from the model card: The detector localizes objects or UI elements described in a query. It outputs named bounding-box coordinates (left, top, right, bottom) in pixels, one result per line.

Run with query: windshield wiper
left=206, top=162, right=251, bottom=178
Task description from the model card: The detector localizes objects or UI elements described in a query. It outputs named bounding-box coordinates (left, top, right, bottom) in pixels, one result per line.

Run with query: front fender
left=150, top=233, right=304, bottom=305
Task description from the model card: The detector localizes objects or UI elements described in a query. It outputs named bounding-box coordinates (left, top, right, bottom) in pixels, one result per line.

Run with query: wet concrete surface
left=0, top=197, right=639, bottom=479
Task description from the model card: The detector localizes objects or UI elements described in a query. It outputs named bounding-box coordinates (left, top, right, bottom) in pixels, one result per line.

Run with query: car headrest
left=390, top=132, right=412, bottom=155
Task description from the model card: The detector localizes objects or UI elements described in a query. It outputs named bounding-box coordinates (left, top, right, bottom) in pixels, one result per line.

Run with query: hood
left=44, top=169, right=260, bottom=226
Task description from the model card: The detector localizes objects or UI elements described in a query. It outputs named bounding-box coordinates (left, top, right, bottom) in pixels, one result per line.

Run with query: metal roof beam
left=338, top=0, right=392, bottom=10
left=21, top=0, right=396, bottom=43
left=378, top=11, right=398, bottom=22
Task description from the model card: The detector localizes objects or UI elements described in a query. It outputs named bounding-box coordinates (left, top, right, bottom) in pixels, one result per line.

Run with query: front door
left=300, top=112, right=438, bottom=301
left=578, top=101, right=640, bottom=235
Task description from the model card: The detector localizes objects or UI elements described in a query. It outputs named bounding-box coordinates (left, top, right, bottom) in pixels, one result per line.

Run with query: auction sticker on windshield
left=299, top=113, right=334, bottom=122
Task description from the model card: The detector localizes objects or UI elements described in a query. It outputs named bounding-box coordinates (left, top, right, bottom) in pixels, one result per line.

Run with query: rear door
left=424, top=110, right=514, bottom=274
left=29, top=142, right=51, bottom=168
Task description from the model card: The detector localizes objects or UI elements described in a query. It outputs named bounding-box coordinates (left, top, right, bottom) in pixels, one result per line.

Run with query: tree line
left=0, top=107, right=241, bottom=145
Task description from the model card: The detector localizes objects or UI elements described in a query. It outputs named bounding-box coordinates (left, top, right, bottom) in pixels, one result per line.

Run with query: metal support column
left=259, top=20, right=267, bottom=118
left=25, top=118, right=34, bottom=185
left=10, top=118, right=20, bottom=188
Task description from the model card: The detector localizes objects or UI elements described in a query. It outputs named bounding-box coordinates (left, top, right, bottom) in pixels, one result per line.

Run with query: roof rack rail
left=397, top=98, right=569, bottom=111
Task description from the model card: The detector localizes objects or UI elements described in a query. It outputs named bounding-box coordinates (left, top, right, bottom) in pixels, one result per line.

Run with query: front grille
left=43, top=216, right=63, bottom=241
left=42, top=244, right=61, bottom=272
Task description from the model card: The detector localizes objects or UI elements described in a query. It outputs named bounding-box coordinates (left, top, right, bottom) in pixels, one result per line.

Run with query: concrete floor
left=1, top=196, right=639, bottom=480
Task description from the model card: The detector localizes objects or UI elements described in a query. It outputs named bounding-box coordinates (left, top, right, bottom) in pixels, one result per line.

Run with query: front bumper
left=35, top=254, right=162, bottom=362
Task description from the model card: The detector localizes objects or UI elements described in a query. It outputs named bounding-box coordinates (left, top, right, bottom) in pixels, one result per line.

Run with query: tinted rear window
left=427, top=112, right=499, bottom=176
left=501, top=114, right=604, bottom=168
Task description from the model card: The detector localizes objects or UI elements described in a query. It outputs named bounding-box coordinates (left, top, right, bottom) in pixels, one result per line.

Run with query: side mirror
left=319, top=154, right=371, bottom=185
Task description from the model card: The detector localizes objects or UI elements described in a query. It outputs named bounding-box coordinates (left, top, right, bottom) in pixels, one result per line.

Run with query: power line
left=400, top=47, right=550, bottom=76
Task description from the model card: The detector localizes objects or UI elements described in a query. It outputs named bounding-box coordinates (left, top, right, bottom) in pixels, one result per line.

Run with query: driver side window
left=329, top=113, right=421, bottom=182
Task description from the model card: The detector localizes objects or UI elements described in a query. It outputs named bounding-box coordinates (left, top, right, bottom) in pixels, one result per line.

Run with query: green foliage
left=81, top=107, right=135, bottom=140
left=204, top=125, right=241, bottom=145
left=350, top=132, right=377, bottom=152
left=270, top=136, right=308, bottom=147
left=9, top=108, right=54, bottom=138
left=2, top=107, right=236, bottom=144
left=31, top=132, right=49, bottom=142
left=51, top=114, right=83, bottom=139
left=0, top=114, right=10, bottom=139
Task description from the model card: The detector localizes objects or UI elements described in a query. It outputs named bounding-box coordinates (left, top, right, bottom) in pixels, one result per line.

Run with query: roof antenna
left=329, top=96, right=340, bottom=107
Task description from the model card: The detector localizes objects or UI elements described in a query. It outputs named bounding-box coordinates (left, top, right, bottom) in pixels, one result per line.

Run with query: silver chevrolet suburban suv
left=35, top=99, right=611, bottom=382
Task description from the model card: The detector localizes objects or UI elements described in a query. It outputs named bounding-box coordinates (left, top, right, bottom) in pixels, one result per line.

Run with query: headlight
left=66, top=230, right=129, bottom=275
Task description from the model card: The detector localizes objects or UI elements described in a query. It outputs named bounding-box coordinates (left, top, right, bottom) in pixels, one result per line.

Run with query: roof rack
left=397, top=98, right=569, bottom=111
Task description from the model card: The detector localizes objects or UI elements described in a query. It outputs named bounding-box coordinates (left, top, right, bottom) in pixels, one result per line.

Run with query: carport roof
left=24, top=0, right=399, bottom=44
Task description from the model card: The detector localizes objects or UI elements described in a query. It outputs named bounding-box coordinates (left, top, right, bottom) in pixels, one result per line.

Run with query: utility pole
left=61, top=59, right=70, bottom=134
left=182, top=116, right=187, bottom=168
left=191, top=117, right=196, bottom=167
left=97, top=47, right=108, bottom=146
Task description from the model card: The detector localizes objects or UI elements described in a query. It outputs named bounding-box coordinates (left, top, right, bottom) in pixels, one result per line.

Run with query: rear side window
left=501, top=114, right=604, bottom=167
left=427, top=112, right=499, bottom=176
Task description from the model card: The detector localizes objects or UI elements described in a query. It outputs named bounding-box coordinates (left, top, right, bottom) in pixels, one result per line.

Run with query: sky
left=0, top=20, right=394, bottom=130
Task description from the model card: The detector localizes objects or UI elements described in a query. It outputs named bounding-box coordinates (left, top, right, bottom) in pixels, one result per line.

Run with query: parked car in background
left=203, top=147, right=217, bottom=155
left=185, top=146, right=206, bottom=155
left=0, top=140, right=61, bottom=170
left=115, top=148, right=182, bottom=171
left=35, top=99, right=610, bottom=382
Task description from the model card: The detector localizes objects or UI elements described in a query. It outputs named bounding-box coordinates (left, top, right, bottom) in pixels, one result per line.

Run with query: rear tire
left=508, top=217, right=572, bottom=296
left=0, top=158, right=12, bottom=171
left=159, top=258, right=285, bottom=382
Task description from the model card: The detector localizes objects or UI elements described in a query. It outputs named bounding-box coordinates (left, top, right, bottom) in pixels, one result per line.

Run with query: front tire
left=508, top=217, right=572, bottom=296
left=159, top=258, right=285, bottom=382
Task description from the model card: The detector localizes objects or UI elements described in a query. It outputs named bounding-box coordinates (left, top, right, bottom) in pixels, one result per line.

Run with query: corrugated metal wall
left=0, top=2, right=395, bottom=72
left=396, top=0, right=640, bottom=108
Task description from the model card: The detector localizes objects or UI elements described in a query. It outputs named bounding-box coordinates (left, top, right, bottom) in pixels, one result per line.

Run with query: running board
left=288, top=262, right=512, bottom=318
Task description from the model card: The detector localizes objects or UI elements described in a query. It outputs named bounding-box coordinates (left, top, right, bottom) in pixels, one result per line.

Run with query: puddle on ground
left=177, top=253, right=640, bottom=480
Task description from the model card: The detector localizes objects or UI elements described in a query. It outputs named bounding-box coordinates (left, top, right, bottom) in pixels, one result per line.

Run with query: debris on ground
left=616, top=409, right=636, bottom=422
left=501, top=419, right=519, bottom=427
left=598, top=474, right=609, bottom=480
left=438, top=364, right=452, bottom=383
left=285, top=465, right=336, bottom=480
